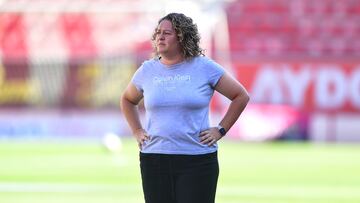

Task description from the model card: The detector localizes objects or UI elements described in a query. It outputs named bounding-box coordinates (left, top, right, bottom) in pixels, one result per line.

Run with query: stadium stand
left=225, top=0, right=360, bottom=59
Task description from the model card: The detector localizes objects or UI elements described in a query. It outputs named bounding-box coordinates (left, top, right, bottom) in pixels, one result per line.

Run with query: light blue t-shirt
left=131, top=56, right=225, bottom=155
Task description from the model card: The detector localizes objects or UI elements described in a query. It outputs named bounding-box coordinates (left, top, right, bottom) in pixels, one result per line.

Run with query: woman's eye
left=155, top=31, right=172, bottom=36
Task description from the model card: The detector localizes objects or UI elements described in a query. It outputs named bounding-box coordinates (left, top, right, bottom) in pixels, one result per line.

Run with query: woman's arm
left=120, top=83, right=149, bottom=149
left=199, top=73, right=250, bottom=145
left=215, top=73, right=250, bottom=132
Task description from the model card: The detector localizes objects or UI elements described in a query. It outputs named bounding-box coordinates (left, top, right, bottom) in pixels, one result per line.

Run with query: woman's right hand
left=134, top=128, right=150, bottom=150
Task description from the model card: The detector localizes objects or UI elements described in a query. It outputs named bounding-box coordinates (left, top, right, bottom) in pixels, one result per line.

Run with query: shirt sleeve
left=131, top=63, right=145, bottom=92
left=207, top=58, right=225, bottom=88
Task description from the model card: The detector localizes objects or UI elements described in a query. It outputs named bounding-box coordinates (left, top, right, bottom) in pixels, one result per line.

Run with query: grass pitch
left=0, top=138, right=360, bottom=203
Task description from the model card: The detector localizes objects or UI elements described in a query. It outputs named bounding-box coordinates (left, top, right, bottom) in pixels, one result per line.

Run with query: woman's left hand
left=199, top=127, right=223, bottom=146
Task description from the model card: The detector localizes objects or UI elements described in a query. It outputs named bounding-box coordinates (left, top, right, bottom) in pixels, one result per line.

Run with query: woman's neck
left=159, top=54, right=185, bottom=66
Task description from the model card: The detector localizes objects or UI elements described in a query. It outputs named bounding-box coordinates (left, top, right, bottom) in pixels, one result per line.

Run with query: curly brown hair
left=151, top=13, right=205, bottom=59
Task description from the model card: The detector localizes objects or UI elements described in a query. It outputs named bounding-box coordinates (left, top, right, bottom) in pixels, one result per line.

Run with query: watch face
left=219, top=128, right=226, bottom=136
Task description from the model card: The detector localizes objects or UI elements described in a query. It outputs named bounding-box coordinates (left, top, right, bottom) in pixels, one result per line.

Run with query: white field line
left=0, top=182, right=360, bottom=199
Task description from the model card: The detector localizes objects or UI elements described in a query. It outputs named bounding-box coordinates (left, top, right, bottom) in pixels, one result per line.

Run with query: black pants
left=140, top=151, right=219, bottom=203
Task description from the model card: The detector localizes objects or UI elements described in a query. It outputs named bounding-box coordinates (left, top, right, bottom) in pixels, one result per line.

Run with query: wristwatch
left=217, top=125, right=226, bottom=137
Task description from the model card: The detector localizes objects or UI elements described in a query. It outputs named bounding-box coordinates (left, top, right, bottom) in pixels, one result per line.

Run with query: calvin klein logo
left=153, top=75, right=191, bottom=85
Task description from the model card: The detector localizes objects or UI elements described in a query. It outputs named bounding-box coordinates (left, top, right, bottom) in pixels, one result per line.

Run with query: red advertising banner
left=234, top=62, right=360, bottom=112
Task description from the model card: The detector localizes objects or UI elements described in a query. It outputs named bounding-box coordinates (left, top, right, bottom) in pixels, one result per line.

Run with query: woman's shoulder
left=192, top=55, right=209, bottom=62
left=192, top=56, right=222, bottom=69
left=142, top=58, right=159, bottom=67
left=137, top=58, right=160, bottom=72
left=192, top=55, right=218, bottom=66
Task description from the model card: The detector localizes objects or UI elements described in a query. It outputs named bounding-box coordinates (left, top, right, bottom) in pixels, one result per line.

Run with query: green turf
left=1, top=138, right=360, bottom=203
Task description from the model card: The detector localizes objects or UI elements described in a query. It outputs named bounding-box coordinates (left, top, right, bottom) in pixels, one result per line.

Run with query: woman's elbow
left=237, top=88, right=250, bottom=105
left=120, top=92, right=127, bottom=103
left=243, top=91, right=250, bottom=103
left=121, top=91, right=141, bottom=107
left=120, top=93, right=126, bottom=109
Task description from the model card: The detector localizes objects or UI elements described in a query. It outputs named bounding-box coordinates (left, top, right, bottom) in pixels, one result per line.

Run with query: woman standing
left=121, top=13, right=249, bottom=203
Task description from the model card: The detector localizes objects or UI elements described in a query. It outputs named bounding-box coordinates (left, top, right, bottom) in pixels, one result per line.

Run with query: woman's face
left=155, top=20, right=182, bottom=56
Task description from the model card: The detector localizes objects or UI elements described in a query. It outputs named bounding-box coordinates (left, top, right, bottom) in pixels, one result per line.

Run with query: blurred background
left=1, top=0, right=360, bottom=203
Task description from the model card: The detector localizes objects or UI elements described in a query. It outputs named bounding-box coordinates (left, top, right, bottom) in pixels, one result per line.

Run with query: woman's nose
left=159, top=34, right=165, bottom=40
